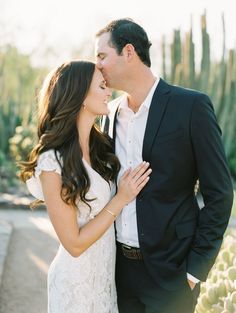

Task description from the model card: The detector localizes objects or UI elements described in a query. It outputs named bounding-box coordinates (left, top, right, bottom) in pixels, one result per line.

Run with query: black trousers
left=116, top=244, right=200, bottom=313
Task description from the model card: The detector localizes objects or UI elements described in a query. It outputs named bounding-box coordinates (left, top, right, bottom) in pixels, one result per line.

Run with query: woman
left=20, top=60, right=151, bottom=313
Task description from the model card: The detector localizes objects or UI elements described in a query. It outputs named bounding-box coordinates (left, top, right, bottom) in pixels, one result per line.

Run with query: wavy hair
left=20, top=60, right=120, bottom=209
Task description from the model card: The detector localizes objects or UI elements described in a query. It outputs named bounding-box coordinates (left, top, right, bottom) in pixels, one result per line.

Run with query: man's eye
left=100, top=86, right=106, bottom=90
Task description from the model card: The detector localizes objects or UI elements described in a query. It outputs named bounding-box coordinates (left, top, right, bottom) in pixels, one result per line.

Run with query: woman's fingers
left=135, top=168, right=152, bottom=188
left=121, top=168, right=131, bottom=180
left=129, top=162, right=150, bottom=180
left=117, top=162, right=152, bottom=203
left=129, top=162, right=151, bottom=185
left=137, top=176, right=150, bottom=191
left=120, top=161, right=152, bottom=196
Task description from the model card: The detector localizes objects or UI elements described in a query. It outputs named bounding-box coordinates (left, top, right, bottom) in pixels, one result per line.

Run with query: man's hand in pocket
left=187, top=279, right=196, bottom=290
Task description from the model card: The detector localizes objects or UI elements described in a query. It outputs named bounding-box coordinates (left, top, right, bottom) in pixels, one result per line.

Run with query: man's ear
left=123, top=44, right=135, bottom=61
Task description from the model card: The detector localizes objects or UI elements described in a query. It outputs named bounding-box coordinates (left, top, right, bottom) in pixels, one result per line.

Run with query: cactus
left=0, top=45, right=45, bottom=155
left=164, top=11, right=236, bottom=180
left=195, top=235, right=236, bottom=313
left=182, top=16, right=195, bottom=88
left=198, top=11, right=211, bottom=93
left=9, top=124, right=37, bottom=162
left=170, top=29, right=182, bottom=84
left=161, top=35, right=167, bottom=81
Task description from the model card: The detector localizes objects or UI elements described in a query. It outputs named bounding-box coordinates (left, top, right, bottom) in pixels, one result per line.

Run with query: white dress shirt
left=114, top=77, right=199, bottom=284
left=115, top=78, right=159, bottom=247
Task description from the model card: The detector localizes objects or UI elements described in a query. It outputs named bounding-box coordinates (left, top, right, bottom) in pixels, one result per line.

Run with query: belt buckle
left=122, top=244, right=132, bottom=250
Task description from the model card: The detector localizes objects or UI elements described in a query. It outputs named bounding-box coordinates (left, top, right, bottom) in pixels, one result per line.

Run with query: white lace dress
left=26, top=150, right=118, bottom=313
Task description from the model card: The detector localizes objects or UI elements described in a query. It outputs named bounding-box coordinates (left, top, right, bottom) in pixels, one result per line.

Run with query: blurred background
left=0, top=0, right=236, bottom=312
left=0, top=0, right=236, bottom=190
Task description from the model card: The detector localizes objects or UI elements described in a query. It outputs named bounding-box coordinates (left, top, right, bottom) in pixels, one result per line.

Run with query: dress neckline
left=82, top=158, right=110, bottom=186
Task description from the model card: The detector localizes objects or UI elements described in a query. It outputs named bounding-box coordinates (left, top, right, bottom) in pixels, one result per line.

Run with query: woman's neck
left=77, top=112, right=95, bottom=162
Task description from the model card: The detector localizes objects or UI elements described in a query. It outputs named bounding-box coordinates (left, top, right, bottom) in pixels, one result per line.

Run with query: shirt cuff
left=187, top=273, right=200, bottom=284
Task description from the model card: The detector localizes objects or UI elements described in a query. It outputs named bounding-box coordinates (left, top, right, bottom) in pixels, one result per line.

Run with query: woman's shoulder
left=38, top=149, right=61, bottom=161
left=35, top=149, right=62, bottom=178
left=26, top=149, right=62, bottom=200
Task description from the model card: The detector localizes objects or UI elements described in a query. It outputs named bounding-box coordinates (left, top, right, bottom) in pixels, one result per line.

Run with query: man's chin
left=100, top=108, right=110, bottom=116
left=104, top=108, right=110, bottom=115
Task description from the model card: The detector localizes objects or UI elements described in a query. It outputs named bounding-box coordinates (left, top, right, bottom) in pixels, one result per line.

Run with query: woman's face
left=83, top=67, right=112, bottom=116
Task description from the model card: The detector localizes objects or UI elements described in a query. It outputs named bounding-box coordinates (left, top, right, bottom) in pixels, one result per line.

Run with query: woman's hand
left=116, top=161, right=152, bottom=205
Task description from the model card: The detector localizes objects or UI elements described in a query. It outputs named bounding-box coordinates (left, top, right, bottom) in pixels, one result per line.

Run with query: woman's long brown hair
left=20, top=60, right=120, bottom=209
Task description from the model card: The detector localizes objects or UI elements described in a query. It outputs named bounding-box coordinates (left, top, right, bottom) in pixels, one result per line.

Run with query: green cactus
left=182, top=16, right=195, bottom=88
left=230, top=291, right=236, bottom=304
left=170, top=29, right=182, bottom=84
left=166, top=11, right=236, bottom=180
left=195, top=235, right=236, bottom=313
left=207, top=286, right=218, bottom=304
left=227, top=267, right=236, bottom=281
left=198, top=11, right=210, bottom=93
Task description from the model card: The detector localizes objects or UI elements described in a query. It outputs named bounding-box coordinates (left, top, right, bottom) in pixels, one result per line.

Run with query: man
left=95, top=19, right=233, bottom=313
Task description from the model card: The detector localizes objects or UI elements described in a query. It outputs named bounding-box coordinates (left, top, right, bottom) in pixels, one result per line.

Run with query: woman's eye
left=100, top=86, right=106, bottom=90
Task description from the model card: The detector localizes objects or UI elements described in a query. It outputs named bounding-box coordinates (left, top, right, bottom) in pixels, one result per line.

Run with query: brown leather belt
left=118, top=242, right=143, bottom=260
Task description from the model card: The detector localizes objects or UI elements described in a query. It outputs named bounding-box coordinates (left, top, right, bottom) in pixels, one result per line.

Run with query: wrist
left=113, top=193, right=127, bottom=209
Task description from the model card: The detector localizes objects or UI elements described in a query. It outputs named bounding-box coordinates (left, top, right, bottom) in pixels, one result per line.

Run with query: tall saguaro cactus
left=198, top=11, right=211, bottom=93
left=162, top=11, right=236, bottom=179
left=182, top=18, right=195, bottom=88
left=170, top=29, right=182, bottom=85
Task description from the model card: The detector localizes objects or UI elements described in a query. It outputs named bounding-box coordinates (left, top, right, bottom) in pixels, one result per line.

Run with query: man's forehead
left=96, top=33, right=110, bottom=47
left=95, top=35, right=113, bottom=54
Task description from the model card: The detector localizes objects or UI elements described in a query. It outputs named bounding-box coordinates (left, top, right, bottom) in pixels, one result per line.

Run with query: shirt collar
left=118, top=76, right=160, bottom=112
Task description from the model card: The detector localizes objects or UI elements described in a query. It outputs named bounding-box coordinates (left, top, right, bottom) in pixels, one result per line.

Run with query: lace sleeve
left=26, top=149, right=62, bottom=200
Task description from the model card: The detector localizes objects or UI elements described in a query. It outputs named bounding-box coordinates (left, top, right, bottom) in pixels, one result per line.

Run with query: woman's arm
left=40, top=161, right=151, bottom=257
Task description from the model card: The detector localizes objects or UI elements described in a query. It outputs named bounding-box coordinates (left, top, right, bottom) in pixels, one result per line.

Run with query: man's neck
left=127, top=73, right=157, bottom=112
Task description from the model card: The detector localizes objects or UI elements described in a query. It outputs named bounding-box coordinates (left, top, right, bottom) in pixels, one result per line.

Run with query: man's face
left=95, top=32, right=125, bottom=89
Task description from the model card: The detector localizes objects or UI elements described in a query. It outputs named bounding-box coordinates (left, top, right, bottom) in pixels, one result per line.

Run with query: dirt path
left=0, top=210, right=58, bottom=313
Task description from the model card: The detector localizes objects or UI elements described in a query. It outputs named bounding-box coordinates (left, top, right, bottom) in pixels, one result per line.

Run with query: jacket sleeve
left=187, top=93, right=234, bottom=281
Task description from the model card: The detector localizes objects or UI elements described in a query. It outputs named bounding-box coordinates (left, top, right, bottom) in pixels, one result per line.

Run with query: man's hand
left=187, top=279, right=196, bottom=290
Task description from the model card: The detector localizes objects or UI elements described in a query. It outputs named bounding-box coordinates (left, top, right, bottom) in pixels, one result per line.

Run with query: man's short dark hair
left=96, top=18, right=152, bottom=67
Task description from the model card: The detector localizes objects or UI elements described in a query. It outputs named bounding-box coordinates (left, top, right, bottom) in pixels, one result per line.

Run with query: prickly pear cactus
left=195, top=235, right=236, bottom=313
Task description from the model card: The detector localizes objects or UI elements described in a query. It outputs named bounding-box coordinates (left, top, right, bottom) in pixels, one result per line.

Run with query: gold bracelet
left=104, top=208, right=117, bottom=218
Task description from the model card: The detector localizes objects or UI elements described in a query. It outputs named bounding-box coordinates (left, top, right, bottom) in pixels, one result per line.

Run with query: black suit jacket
left=104, top=78, right=233, bottom=291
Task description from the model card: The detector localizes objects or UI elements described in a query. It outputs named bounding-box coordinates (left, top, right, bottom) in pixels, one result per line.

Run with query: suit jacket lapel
left=112, top=108, right=119, bottom=140
left=110, top=79, right=171, bottom=159
left=142, top=79, right=171, bottom=161
left=138, top=79, right=171, bottom=199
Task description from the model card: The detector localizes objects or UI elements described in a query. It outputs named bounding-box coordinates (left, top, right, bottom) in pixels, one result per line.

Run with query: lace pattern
left=26, top=149, right=118, bottom=313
